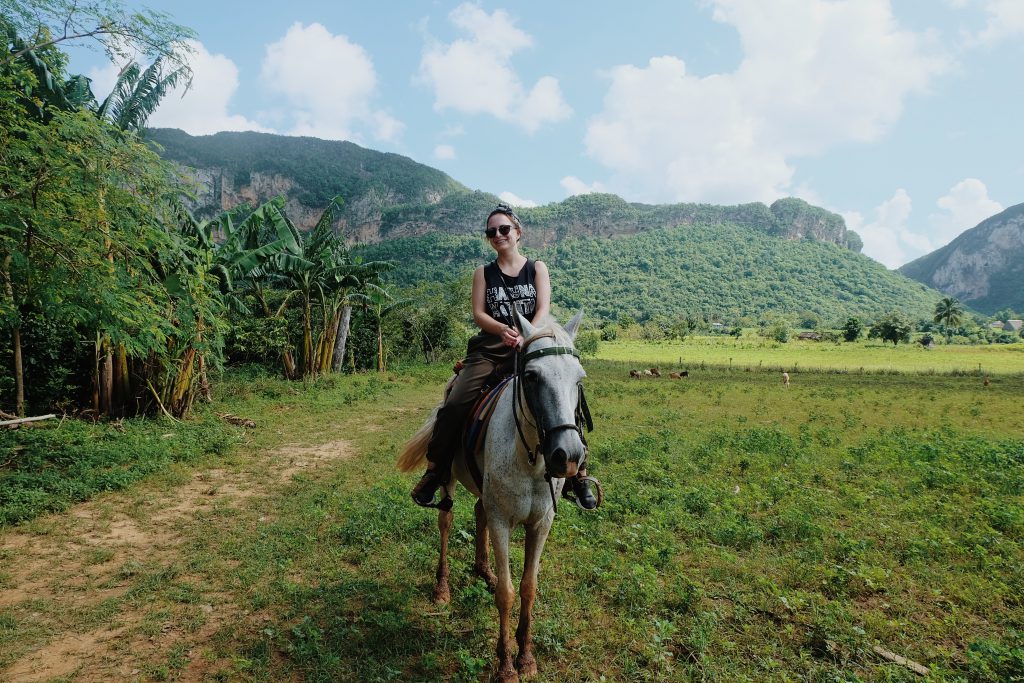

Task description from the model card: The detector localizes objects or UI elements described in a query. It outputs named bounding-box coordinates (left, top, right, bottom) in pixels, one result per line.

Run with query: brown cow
left=649, top=367, right=661, bottom=377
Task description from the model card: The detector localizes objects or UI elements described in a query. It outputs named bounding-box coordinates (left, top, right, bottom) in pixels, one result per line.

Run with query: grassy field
left=597, top=336, right=1024, bottom=376
left=1, top=357, right=1023, bottom=681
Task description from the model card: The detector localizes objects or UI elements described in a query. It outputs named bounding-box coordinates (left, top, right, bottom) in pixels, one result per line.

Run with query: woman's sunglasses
left=485, top=224, right=514, bottom=238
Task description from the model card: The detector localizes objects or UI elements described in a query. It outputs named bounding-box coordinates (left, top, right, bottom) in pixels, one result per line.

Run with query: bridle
left=510, top=328, right=594, bottom=512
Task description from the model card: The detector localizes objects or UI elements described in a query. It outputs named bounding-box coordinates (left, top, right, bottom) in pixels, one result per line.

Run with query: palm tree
left=934, top=297, right=964, bottom=341
left=95, top=59, right=190, bottom=133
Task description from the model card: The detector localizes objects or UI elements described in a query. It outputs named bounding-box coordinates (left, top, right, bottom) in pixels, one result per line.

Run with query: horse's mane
left=525, top=314, right=575, bottom=348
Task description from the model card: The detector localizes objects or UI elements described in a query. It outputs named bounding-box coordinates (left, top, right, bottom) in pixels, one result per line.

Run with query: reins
left=494, top=267, right=594, bottom=514
left=510, top=329, right=594, bottom=514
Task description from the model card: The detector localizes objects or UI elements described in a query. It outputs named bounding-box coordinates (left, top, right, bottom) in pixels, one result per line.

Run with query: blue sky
left=70, top=0, right=1024, bottom=268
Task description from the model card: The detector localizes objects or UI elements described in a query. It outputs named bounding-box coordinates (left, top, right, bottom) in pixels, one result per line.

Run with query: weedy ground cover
left=1, top=361, right=1022, bottom=681
left=599, top=336, right=1024, bottom=376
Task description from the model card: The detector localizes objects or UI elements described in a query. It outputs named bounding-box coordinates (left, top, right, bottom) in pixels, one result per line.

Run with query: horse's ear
left=564, top=309, right=584, bottom=341
left=514, top=309, right=537, bottom=339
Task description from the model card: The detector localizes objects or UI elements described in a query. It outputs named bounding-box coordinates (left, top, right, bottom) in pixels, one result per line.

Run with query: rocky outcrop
left=153, top=128, right=857, bottom=251
left=899, top=202, right=1024, bottom=314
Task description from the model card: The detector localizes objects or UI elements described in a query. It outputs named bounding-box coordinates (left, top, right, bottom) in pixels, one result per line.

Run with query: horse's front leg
left=489, top=520, right=518, bottom=683
left=515, top=519, right=551, bottom=678
left=433, top=506, right=454, bottom=603
left=474, top=499, right=498, bottom=590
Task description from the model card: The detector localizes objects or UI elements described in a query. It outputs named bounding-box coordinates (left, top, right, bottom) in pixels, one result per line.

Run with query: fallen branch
left=0, top=413, right=56, bottom=428
left=873, top=645, right=929, bottom=676
left=0, top=409, right=16, bottom=420
left=216, top=412, right=256, bottom=428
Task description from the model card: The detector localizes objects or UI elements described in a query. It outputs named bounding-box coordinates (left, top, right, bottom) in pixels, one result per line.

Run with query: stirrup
left=562, top=475, right=604, bottom=510
left=412, top=471, right=454, bottom=511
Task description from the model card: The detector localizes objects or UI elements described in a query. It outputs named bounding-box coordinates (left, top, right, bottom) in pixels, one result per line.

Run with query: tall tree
left=933, top=297, right=964, bottom=340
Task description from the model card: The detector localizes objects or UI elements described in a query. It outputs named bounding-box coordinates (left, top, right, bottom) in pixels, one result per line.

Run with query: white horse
left=398, top=311, right=588, bottom=682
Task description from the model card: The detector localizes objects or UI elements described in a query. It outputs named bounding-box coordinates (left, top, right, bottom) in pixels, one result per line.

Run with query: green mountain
left=146, top=129, right=861, bottom=251
left=899, top=202, right=1024, bottom=315
left=360, top=223, right=940, bottom=324
left=147, top=128, right=944, bottom=322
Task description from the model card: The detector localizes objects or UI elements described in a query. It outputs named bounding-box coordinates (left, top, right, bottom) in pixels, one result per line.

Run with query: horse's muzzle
left=544, top=427, right=585, bottom=478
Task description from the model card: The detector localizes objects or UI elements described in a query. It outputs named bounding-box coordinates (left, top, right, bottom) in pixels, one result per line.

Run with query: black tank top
left=483, top=259, right=537, bottom=327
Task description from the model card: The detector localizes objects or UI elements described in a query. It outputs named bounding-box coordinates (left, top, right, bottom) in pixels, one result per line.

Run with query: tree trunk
left=302, top=297, right=313, bottom=377
left=113, top=344, right=130, bottom=417
left=332, top=305, right=351, bottom=373
left=100, top=346, right=113, bottom=417
left=2, top=256, right=24, bottom=416
left=320, top=310, right=340, bottom=374
left=377, top=320, right=385, bottom=372
left=12, top=325, right=24, bottom=417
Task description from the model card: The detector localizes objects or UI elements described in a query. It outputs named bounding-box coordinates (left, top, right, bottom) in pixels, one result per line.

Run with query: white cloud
left=498, top=191, right=537, bottom=208
left=418, top=3, right=571, bottom=133
left=261, top=22, right=403, bottom=142
left=585, top=0, right=949, bottom=204
left=928, top=178, right=1003, bottom=243
left=560, top=176, right=607, bottom=197
left=846, top=179, right=1003, bottom=268
left=843, top=189, right=920, bottom=268
left=89, top=40, right=268, bottom=135
left=434, top=144, right=456, bottom=160
left=970, top=0, right=1024, bottom=45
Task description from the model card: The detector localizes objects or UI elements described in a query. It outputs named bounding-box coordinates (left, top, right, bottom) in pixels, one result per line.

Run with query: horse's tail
left=397, top=404, right=440, bottom=472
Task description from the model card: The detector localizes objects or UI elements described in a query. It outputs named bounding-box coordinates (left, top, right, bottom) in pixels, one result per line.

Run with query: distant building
left=796, top=331, right=822, bottom=341
left=989, top=321, right=1006, bottom=330
left=1004, top=320, right=1023, bottom=332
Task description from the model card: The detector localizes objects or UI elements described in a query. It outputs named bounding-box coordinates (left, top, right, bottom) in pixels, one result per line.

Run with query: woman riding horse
left=410, top=203, right=597, bottom=510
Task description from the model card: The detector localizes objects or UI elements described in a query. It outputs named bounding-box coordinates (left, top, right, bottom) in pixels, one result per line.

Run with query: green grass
left=2, top=359, right=1022, bottom=681
left=0, top=412, right=240, bottom=526
left=190, top=363, right=1023, bottom=681
left=598, top=335, right=1024, bottom=375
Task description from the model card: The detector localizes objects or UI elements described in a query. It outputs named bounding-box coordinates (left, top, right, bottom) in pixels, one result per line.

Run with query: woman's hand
left=501, top=325, right=521, bottom=347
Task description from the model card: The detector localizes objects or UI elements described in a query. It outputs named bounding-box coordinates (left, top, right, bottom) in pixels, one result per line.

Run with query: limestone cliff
left=899, top=202, right=1024, bottom=314
left=150, top=128, right=858, bottom=252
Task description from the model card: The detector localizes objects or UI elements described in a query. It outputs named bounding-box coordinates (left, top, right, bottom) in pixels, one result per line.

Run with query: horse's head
left=514, top=310, right=588, bottom=479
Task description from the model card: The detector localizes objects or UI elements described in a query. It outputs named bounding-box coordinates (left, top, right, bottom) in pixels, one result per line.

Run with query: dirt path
left=0, top=439, right=355, bottom=682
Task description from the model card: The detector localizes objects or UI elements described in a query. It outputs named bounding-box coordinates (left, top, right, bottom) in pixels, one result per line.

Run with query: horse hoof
left=491, top=668, right=519, bottom=683
left=515, top=654, right=538, bottom=678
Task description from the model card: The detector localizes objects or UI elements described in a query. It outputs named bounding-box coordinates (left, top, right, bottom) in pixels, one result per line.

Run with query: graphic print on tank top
left=484, top=260, right=536, bottom=326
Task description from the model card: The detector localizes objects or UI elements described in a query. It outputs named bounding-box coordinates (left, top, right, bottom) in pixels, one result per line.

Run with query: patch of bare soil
left=0, top=438, right=355, bottom=682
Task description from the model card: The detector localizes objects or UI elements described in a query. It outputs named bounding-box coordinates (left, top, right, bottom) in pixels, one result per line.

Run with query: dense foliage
left=147, top=128, right=465, bottom=221
left=148, top=130, right=860, bottom=252
left=0, top=14, right=401, bottom=417
left=362, top=222, right=943, bottom=325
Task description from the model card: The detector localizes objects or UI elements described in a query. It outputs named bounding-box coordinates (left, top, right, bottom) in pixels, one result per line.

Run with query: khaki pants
left=425, top=333, right=514, bottom=480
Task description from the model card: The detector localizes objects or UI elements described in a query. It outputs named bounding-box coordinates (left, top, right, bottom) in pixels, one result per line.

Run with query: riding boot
left=411, top=464, right=450, bottom=508
left=564, top=468, right=599, bottom=510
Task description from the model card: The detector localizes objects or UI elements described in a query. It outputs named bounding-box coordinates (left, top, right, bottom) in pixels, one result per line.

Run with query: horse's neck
left=487, top=380, right=541, bottom=472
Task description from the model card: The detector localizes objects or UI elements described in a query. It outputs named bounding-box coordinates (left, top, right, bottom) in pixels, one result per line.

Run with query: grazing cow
left=649, top=367, right=661, bottom=377
left=669, top=372, right=680, bottom=379
left=681, top=370, right=688, bottom=378
left=983, top=375, right=990, bottom=387
left=629, top=369, right=641, bottom=378
left=643, top=369, right=653, bottom=376
left=782, top=371, right=790, bottom=387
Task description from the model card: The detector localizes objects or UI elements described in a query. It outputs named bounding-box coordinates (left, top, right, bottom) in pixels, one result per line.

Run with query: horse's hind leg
left=474, top=499, right=497, bottom=590
left=433, top=506, right=454, bottom=603
left=515, top=520, right=551, bottom=678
